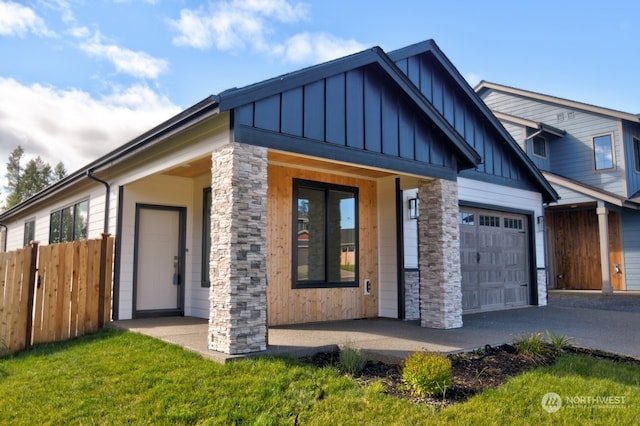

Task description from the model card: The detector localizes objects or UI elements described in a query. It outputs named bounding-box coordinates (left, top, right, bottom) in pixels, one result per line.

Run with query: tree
left=3, top=146, right=67, bottom=210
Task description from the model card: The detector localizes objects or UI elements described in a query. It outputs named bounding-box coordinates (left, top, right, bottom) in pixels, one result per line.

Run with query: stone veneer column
left=209, top=142, right=268, bottom=354
left=418, top=178, right=463, bottom=329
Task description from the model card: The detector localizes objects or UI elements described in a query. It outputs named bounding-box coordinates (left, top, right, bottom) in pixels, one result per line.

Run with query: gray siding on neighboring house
left=623, top=121, right=640, bottom=196
left=481, top=91, right=624, bottom=196
left=551, top=183, right=596, bottom=206
left=622, top=209, right=640, bottom=290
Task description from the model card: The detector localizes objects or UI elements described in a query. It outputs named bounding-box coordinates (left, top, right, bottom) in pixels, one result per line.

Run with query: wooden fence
left=0, top=234, right=114, bottom=355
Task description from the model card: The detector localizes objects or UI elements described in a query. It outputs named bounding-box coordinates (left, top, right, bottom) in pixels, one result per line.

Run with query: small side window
left=633, top=137, right=640, bottom=172
left=593, top=134, right=614, bottom=170
left=532, top=136, right=547, bottom=158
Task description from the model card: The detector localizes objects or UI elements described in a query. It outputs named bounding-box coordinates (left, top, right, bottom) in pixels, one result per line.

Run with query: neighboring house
left=0, top=40, right=556, bottom=355
left=476, top=81, right=640, bottom=292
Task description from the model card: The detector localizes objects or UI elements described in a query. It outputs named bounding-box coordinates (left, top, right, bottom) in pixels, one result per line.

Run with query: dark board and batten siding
left=393, top=54, right=547, bottom=192
left=232, top=64, right=460, bottom=181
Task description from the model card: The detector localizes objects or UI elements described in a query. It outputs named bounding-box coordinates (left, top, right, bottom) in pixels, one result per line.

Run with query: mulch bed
left=301, top=344, right=640, bottom=407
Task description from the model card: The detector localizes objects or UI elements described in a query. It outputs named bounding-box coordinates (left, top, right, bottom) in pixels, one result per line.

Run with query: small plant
left=546, top=331, right=572, bottom=354
left=339, top=346, right=367, bottom=375
left=513, top=332, right=547, bottom=358
left=402, top=351, right=451, bottom=398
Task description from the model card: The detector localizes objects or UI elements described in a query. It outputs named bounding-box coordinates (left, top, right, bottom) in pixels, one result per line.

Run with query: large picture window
left=293, top=179, right=358, bottom=288
left=49, top=200, right=88, bottom=243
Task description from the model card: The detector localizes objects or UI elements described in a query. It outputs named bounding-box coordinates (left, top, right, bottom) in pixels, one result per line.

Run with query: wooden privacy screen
left=0, top=234, right=113, bottom=355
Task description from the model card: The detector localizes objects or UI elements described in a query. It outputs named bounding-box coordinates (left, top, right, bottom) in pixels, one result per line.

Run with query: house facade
left=476, top=81, right=640, bottom=292
left=0, top=41, right=556, bottom=355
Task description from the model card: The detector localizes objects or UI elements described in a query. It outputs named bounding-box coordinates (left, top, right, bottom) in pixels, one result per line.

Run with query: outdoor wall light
left=537, top=216, right=544, bottom=225
left=408, top=198, right=419, bottom=220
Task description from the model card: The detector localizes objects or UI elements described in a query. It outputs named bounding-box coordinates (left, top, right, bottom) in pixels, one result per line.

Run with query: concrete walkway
left=112, top=290, right=640, bottom=364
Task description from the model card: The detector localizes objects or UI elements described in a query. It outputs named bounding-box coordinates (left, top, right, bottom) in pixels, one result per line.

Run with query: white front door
left=134, top=205, right=185, bottom=316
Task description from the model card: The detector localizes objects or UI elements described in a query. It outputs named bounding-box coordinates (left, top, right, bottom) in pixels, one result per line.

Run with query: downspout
left=87, top=168, right=110, bottom=233
left=0, top=223, right=7, bottom=252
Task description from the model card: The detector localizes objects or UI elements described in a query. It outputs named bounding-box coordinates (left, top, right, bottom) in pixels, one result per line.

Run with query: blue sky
left=1, top=0, right=638, bottom=201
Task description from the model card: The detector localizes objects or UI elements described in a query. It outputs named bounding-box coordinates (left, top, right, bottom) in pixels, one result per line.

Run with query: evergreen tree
left=3, top=146, right=67, bottom=210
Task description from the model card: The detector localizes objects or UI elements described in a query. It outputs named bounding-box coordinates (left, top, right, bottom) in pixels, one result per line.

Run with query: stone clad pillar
left=209, top=142, right=268, bottom=354
left=418, top=178, right=463, bottom=329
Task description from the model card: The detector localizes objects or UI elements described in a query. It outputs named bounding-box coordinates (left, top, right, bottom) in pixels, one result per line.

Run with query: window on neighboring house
left=49, top=200, right=88, bottom=243
left=593, top=134, right=614, bottom=170
left=293, top=179, right=358, bottom=289
left=532, top=136, right=547, bottom=158
left=633, top=137, right=640, bottom=172
left=23, top=219, right=35, bottom=247
left=201, top=187, right=211, bottom=288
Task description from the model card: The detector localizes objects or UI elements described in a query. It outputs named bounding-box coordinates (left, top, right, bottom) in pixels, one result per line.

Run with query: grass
left=1, top=329, right=639, bottom=425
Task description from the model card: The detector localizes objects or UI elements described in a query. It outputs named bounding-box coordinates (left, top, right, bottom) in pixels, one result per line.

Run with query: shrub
left=546, top=331, right=572, bottom=354
left=339, top=346, right=367, bottom=376
left=513, top=332, right=547, bottom=358
left=402, top=351, right=451, bottom=398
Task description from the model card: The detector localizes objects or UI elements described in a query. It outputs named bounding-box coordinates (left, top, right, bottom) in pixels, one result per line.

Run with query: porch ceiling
left=268, top=151, right=395, bottom=179
left=162, top=156, right=212, bottom=178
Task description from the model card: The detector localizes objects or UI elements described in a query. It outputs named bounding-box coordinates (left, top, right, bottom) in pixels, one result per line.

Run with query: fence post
left=98, top=233, right=110, bottom=329
left=24, top=241, right=39, bottom=349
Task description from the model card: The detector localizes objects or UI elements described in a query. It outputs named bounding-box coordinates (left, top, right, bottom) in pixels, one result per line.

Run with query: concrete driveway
left=113, top=290, right=640, bottom=363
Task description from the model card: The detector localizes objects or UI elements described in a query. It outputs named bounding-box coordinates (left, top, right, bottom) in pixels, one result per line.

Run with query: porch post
left=209, top=142, right=268, bottom=354
left=596, top=202, right=613, bottom=295
left=417, top=178, right=463, bottom=329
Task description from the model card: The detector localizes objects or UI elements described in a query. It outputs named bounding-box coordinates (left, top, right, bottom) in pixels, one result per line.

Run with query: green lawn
left=0, top=328, right=638, bottom=425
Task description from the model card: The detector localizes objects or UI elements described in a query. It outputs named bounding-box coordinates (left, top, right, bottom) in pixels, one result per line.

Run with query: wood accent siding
left=546, top=208, right=623, bottom=290
left=233, top=65, right=457, bottom=171
left=266, top=163, right=378, bottom=326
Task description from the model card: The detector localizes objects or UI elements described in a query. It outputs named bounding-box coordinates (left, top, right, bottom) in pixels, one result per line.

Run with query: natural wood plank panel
left=267, top=163, right=378, bottom=326
left=547, top=209, right=623, bottom=290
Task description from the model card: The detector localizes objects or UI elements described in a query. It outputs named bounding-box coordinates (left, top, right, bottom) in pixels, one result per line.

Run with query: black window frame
left=49, top=199, right=89, bottom=243
left=23, top=218, right=35, bottom=247
left=201, top=187, right=212, bottom=288
left=633, top=136, right=640, bottom=172
left=292, top=178, right=359, bottom=289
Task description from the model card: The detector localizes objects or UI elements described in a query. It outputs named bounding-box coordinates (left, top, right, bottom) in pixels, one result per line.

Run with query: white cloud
left=277, top=32, right=366, bottom=64
left=0, top=77, right=180, bottom=198
left=80, top=33, right=169, bottom=79
left=170, top=0, right=310, bottom=51
left=0, top=1, right=56, bottom=37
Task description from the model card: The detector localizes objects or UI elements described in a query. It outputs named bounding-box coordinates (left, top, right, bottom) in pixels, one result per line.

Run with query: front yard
left=0, top=328, right=638, bottom=425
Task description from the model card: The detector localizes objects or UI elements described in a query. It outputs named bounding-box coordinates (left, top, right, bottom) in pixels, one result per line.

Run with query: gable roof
left=216, top=45, right=481, bottom=172
left=388, top=40, right=558, bottom=203
left=544, top=171, right=640, bottom=210
left=475, top=81, right=640, bottom=123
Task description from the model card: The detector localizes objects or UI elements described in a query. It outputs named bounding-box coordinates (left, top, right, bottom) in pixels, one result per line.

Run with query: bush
left=402, top=351, right=451, bottom=398
left=339, top=346, right=367, bottom=375
left=513, top=332, right=547, bottom=358
left=546, top=331, right=572, bottom=354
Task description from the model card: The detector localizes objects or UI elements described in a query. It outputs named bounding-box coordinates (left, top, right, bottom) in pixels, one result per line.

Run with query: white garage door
left=459, top=207, right=529, bottom=313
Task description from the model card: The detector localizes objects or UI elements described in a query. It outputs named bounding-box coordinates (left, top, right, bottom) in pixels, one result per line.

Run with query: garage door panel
left=460, top=207, right=530, bottom=313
